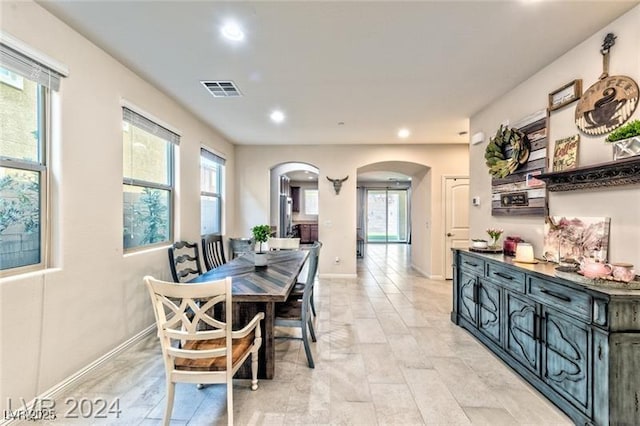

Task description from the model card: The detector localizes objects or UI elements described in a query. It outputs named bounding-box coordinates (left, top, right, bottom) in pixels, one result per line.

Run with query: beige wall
left=233, top=144, right=469, bottom=278
left=0, top=1, right=234, bottom=410
left=469, top=6, right=640, bottom=268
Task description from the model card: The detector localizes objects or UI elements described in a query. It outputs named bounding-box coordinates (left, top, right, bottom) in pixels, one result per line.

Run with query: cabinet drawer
left=459, top=253, right=485, bottom=275
left=486, top=263, right=525, bottom=293
left=527, top=278, right=592, bottom=322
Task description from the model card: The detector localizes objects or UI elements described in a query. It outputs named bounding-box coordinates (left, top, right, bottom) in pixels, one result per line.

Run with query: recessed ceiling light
left=270, top=110, right=285, bottom=123
left=398, top=128, right=410, bottom=139
left=221, top=22, right=245, bottom=41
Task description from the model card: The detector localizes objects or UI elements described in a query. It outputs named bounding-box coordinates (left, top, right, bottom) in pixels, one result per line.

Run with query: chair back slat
left=268, top=238, right=301, bottom=251
left=202, top=234, right=227, bottom=271
left=168, top=241, right=203, bottom=282
left=145, top=276, right=233, bottom=366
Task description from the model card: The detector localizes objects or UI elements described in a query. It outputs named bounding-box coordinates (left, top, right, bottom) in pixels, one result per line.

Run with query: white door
left=444, top=177, right=470, bottom=279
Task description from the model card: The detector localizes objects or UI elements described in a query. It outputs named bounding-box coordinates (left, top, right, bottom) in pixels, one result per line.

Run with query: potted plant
left=251, top=224, right=271, bottom=266
left=605, top=119, right=640, bottom=160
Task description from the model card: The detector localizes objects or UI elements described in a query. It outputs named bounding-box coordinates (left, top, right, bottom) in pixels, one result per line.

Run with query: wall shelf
left=537, top=156, right=640, bottom=192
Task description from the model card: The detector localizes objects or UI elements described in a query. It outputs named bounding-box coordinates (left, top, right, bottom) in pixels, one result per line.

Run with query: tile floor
left=22, top=244, right=572, bottom=425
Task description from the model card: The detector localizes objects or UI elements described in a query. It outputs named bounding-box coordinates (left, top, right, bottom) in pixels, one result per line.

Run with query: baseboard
left=318, top=273, right=358, bottom=279
left=410, top=264, right=446, bottom=280
left=410, top=263, right=429, bottom=277
left=1, top=324, right=155, bottom=426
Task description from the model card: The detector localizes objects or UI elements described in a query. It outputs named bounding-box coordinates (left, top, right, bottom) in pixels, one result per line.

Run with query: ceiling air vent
left=201, top=80, right=242, bottom=97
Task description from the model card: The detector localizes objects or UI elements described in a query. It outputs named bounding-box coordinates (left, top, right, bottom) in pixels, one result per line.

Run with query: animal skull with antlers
left=326, top=176, right=349, bottom=195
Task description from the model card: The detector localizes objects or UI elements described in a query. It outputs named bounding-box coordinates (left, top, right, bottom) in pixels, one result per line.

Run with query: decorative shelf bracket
left=537, top=156, right=640, bottom=191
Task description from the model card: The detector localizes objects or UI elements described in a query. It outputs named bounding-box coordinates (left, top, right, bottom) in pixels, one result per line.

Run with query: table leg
left=233, top=301, right=275, bottom=379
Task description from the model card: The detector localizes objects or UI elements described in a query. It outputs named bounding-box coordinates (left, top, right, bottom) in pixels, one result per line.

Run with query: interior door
left=444, top=177, right=470, bottom=279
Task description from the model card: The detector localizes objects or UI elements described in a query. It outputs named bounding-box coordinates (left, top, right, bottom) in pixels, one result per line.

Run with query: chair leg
left=301, top=320, right=315, bottom=368
left=310, top=290, right=317, bottom=317
left=227, top=379, right=233, bottom=426
left=163, top=381, right=175, bottom=426
left=251, top=348, right=259, bottom=391
left=308, top=316, right=317, bottom=342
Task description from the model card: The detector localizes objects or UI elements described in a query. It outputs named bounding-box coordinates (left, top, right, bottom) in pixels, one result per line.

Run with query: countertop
left=460, top=249, right=640, bottom=296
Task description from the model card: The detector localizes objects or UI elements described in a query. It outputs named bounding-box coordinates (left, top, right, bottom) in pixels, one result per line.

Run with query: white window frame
left=303, top=188, right=319, bottom=216
left=200, top=148, right=225, bottom=235
left=0, top=35, right=66, bottom=275
left=122, top=106, right=177, bottom=252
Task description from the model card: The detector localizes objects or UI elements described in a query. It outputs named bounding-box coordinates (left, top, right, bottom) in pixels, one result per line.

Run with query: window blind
left=0, top=43, right=64, bottom=91
left=122, top=107, right=180, bottom=145
left=201, top=148, right=226, bottom=165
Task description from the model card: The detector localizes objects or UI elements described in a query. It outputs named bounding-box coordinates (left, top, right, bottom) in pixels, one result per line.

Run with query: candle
left=515, top=243, right=535, bottom=263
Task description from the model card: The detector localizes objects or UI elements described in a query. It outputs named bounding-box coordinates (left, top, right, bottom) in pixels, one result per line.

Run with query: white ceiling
left=40, top=1, right=637, bottom=146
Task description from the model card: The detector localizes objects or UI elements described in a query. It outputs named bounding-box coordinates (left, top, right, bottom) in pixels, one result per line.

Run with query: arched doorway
left=356, top=161, right=430, bottom=272
left=270, top=162, right=320, bottom=238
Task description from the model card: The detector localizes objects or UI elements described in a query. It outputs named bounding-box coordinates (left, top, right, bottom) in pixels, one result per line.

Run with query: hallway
left=19, top=245, right=571, bottom=425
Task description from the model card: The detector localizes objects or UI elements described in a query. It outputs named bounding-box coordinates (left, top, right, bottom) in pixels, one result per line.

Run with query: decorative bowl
left=472, top=239, right=488, bottom=249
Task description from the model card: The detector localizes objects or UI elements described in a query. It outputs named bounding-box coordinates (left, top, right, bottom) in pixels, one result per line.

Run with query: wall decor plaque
left=491, top=109, right=548, bottom=217
left=500, top=192, right=528, bottom=207
left=549, top=79, right=582, bottom=112
left=575, top=33, right=639, bottom=136
left=552, top=135, right=580, bottom=171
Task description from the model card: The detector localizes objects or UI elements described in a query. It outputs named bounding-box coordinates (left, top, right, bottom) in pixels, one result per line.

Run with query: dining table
left=188, top=249, right=309, bottom=379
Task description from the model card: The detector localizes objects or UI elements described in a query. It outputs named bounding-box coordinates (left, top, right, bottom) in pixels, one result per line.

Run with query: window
left=122, top=107, right=177, bottom=251
left=304, top=189, right=319, bottom=215
left=0, top=42, right=64, bottom=273
left=200, top=148, right=225, bottom=235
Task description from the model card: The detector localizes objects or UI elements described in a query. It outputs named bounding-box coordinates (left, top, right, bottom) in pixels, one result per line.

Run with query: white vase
left=254, top=252, right=268, bottom=267
left=612, top=136, right=640, bottom=160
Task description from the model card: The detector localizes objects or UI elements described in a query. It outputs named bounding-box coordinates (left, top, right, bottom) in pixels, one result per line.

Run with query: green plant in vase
left=251, top=224, right=271, bottom=253
left=605, top=120, right=640, bottom=142
left=486, top=228, right=503, bottom=249
left=606, top=120, right=640, bottom=160
left=251, top=224, right=271, bottom=266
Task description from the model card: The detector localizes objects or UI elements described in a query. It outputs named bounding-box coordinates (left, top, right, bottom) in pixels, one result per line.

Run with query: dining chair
left=168, top=241, right=203, bottom=283
left=144, top=275, right=264, bottom=426
left=291, top=241, right=322, bottom=317
left=274, top=241, right=321, bottom=368
left=201, top=233, right=227, bottom=271
left=268, top=237, right=300, bottom=251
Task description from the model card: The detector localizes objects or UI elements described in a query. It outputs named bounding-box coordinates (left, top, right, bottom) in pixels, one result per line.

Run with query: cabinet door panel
left=459, top=270, right=477, bottom=324
left=542, top=309, right=590, bottom=413
left=506, top=291, right=539, bottom=374
left=478, top=280, right=501, bottom=344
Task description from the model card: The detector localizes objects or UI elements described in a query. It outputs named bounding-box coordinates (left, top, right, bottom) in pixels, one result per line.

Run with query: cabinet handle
left=540, top=288, right=571, bottom=302
left=533, top=313, right=539, bottom=341
left=464, top=261, right=478, bottom=267
left=598, top=344, right=603, bottom=361
left=472, top=283, right=479, bottom=304
left=495, top=272, right=514, bottom=280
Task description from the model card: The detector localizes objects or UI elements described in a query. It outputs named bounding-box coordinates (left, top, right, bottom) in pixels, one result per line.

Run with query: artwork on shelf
left=491, top=109, right=549, bottom=217
left=543, top=216, right=611, bottom=263
left=552, top=135, right=580, bottom=172
left=548, top=79, right=582, bottom=112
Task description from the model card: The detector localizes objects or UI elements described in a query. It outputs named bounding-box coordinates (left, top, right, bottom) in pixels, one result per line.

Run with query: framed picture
left=548, top=79, right=582, bottom=112
left=552, top=135, right=580, bottom=171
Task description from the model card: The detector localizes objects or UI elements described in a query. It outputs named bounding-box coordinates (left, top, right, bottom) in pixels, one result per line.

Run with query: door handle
left=447, top=233, right=454, bottom=237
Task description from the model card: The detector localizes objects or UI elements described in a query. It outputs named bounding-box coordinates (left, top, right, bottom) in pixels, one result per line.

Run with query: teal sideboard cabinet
left=451, top=249, right=640, bottom=426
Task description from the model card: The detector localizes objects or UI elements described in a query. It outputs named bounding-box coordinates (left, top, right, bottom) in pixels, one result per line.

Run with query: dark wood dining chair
left=201, top=234, right=227, bottom=271
left=168, top=240, right=203, bottom=282
left=274, top=241, right=322, bottom=368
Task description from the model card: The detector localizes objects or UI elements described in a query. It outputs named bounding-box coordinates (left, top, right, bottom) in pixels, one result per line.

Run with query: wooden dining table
left=188, top=249, right=309, bottom=379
